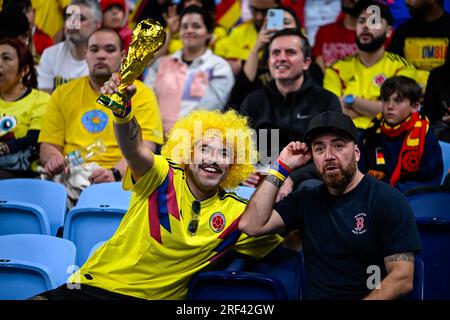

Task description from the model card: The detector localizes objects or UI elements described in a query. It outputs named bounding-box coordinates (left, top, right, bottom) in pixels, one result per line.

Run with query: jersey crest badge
left=209, top=212, right=226, bottom=233
left=373, top=73, right=387, bottom=86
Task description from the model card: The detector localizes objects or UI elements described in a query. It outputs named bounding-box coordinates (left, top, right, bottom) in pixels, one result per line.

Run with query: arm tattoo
left=384, top=252, right=415, bottom=263
left=128, top=118, right=140, bottom=142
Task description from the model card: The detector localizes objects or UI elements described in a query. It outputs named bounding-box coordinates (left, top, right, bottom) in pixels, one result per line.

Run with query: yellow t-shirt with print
left=38, top=77, right=163, bottom=168
left=70, top=155, right=283, bottom=300
left=0, top=89, right=50, bottom=140
left=323, top=52, right=417, bottom=129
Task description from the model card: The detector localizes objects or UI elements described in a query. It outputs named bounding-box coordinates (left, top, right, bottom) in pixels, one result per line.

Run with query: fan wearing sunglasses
left=31, top=73, right=283, bottom=300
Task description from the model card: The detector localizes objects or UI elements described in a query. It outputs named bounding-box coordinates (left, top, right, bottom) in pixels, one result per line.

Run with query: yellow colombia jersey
left=38, top=77, right=163, bottom=169
left=70, top=155, right=283, bottom=300
left=323, top=52, right=417, bottom=129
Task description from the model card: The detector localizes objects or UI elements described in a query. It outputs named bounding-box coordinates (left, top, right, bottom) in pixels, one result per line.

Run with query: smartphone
left=266, top=9, right=284, bottom=30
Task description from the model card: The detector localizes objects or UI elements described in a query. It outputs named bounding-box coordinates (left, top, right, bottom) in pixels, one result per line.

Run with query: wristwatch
left=111, top=168, right=122, bottom=181
left=344, top=94, right=355, bottom=106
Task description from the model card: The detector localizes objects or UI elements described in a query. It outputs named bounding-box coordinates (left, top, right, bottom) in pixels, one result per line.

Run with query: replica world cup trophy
left=97, top=19, right=166, bottom=116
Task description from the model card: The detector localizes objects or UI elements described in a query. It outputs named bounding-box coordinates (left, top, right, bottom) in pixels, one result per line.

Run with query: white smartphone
left=266, top=8, right=284, bottom=30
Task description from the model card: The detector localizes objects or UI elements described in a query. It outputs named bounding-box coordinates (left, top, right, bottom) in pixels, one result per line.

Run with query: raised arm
left=239, top=141, right=312, bottom=236
left=101, top=73, right=155, bottom=180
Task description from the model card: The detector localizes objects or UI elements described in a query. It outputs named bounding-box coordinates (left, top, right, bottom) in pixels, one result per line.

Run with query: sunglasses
left=187, top=200, right=201, bottom=236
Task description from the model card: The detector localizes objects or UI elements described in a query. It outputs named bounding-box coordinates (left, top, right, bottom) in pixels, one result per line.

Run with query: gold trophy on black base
left=97, top=19, right=166, bottom=116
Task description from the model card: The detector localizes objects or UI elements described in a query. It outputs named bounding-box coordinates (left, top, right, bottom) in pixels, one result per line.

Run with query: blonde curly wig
left=161, top=109, right=257, bottom=190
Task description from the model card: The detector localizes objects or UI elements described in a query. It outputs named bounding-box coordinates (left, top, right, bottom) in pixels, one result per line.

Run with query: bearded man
left=323, top=0, right=417, bottom=130
left=239, top=111, right=422, bottom=300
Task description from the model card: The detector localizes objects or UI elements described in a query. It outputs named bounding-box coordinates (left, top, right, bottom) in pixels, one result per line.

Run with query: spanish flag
left=216, top=0, right=241, bottom=30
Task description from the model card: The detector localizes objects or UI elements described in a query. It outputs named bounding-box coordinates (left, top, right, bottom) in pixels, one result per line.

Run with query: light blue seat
left=64, top=182, right=130, bottom=266
left=76, top=182, right=131, bottom=209
left=0, top=234, right=76, bottom=300
left=88, top=240, right=107, bottom=258
left=0, top=200, right=51, bottom=235
left=0, top=259, right=55, bottom=300
left=63, top=208, right=126, bottom=266
left=232, top=186, right=256, bottom=200
left=0, top=179, right=67, bottom=236
left=439, top=140, right=450, bottom=184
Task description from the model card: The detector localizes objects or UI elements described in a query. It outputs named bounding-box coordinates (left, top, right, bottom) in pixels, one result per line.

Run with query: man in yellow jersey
left=38, top=28, right=163, bottom=205
left=323, top=0, right=417, bottom=130
left=32, top=79, right=282, bottom=299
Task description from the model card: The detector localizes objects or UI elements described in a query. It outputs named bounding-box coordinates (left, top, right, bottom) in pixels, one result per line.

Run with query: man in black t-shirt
left=239, top=111, right=422, bottom=299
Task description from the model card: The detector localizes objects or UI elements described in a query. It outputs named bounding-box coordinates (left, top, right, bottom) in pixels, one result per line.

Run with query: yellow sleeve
left=132, top=81, right=164, bottom=145
left=323, top=66, right=344, bottom=98
left=233, top=233, right=284, bottom=259
left=123, top=154, right=169, bottom=198
left=29, top=90, right=51, bottom=131
left=37, top=87, right=65, bottom=147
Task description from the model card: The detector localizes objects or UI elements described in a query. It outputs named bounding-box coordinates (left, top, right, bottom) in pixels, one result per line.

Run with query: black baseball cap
left=355, top=0, right=394, bottom=26
left=304, top=111, right=358, bottom=144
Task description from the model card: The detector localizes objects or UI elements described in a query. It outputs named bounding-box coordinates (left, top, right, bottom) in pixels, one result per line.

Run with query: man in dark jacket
left=239, top=28, right=341, bottom=191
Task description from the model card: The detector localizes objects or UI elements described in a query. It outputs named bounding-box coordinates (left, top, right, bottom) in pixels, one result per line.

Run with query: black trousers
left=33, top=284, right=146, bottom=300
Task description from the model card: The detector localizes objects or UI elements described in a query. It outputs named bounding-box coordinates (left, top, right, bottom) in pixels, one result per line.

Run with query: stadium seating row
left=0, top=176, right=449, bottom=300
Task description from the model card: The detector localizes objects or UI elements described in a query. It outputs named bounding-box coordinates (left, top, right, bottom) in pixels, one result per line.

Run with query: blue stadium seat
left=408, top=192, right=450, bottom=299
left=0, top=234, right=76, bottom=300
left=63, top=208, right=126, bottom=267
left=88, top=240, right=107, bottom=259
left=0, top=259, right=55, bottom=300
left=407, top=256, right=425, bottom=300
left=207, top=245, right=303, bottom=300
left=0, top=200, right=51, bottom=235
left=76, top=182, right=131, bottom=209
left=439, top=140, right=450, bottom=184
left=234, top=246, right=303, bottom=300
left=187, top=270, right=288, bottom=300
left=232, top=186, right=256, bottom=200
left=0, top=179, right=67, bottom=236
left=64, top=182, right=131, bottom=266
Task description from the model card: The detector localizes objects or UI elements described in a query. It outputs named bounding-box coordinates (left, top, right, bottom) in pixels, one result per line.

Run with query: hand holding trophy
left=97, top=19, right=166, bottom=116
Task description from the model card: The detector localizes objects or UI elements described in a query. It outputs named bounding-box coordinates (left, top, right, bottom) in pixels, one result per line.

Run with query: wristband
left=113, top=101, right=133, bottom=124
left=265, top=174, right=283, bottom=188
left=267, top=168, right=287, bottom=182
left=111, top=168, right=122, bottom=181
left=267, top=158, right=292, bottom=182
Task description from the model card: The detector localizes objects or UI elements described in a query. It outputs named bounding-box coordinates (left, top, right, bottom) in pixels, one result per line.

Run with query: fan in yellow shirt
left=323, top=1, right=417, bottom=130
left=38, top=28, right=163, bottom=204
left=33, top=84, right=283, bottom=299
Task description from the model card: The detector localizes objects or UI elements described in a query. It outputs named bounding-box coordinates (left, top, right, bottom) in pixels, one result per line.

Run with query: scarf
left=364, top=112, right=429, bottom=186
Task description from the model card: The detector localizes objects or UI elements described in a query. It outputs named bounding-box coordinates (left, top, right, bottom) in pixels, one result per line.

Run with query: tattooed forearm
left=384, top=252, right=414, bottom=263
left=128, top=118, right=141, bottom=142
